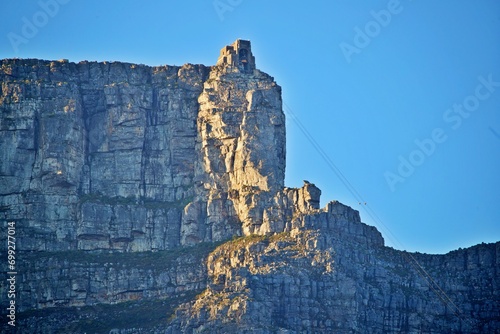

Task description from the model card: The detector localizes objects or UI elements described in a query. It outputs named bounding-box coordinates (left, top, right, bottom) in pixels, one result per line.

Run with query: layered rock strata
left=168, top=203, right=499, bottom=333
left=0, top=40, right=498, bottom=333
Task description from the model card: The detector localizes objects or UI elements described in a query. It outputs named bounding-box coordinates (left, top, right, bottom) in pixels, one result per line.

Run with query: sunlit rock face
left=1, top=41, right=499, bottom=333
left=185, top=65, right=286, bottom=243
left=0, top=42, right=290, bottom=252
left=168, top=226, right=500, bottom=334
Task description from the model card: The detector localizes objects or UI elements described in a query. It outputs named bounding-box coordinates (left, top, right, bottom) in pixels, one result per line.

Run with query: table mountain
left=1, top=40, right=498, bottom=333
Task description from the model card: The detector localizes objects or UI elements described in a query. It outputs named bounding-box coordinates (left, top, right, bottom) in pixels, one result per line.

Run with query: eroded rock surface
left=168, top=203, right=499, bottom=333
left=1, top=41, right=499, bottom=333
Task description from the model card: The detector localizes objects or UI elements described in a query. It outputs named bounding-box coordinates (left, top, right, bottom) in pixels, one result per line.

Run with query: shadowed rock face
left=1, top=59, right=210, bottom=252
left=1, top=43, right=499, bottom=333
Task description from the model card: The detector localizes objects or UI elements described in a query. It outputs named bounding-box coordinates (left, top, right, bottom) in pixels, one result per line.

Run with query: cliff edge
left=0, top=40, right=499, bottom=333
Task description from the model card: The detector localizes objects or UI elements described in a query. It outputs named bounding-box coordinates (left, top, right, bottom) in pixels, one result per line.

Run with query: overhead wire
left=282, top=101, right=476, bottom=329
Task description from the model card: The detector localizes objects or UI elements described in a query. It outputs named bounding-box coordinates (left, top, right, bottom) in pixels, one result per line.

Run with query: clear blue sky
left=1, top=0, right=499, bottom=254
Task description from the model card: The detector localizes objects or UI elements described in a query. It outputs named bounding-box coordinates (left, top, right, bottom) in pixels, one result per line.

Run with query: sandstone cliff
left=0, top=40, right=498, bottom=333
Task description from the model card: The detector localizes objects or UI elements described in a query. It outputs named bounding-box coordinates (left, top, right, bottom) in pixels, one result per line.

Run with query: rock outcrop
left=1, top=40, right=499, bottom=333
left=168, top=203, right=499, bottom=333
left=181, top=64, right=286, bottom=245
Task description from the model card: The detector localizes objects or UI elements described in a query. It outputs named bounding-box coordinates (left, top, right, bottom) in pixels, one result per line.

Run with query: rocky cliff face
left=181, top=64, right=286, bottom=245
left=1, top=41, right=499, bottom=333
left=1, top=59, right=209, bottom=252
left=168, top=204, right=499, bottom=333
